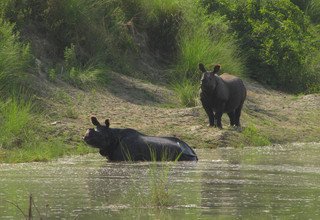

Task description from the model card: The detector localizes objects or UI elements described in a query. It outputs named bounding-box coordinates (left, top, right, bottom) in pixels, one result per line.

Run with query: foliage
left=64, top=43, right=77, bottom=69
left=138, top=0, right=182, bottom=61
left=0, top=18, right=32, bottom=97
left=3, top=0, right=135, bottom=71
left=291, top=0, right=320, bottom=23
left=203, top=0, right=320, bottom=93
left=172, top=1, right=244, bottom=81
left=169, top=0, right=245, bottom=106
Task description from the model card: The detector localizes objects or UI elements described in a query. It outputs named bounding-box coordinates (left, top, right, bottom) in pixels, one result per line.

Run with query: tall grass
left=0, top=18, right=32, bottom=97
left=0, top=97, right=94, bottom=163
left=172, top=80, right=199, bottom=107
left=147, top=162, right=174, bottom=207
left=171, top=1, right=245, bottom=106
left=125, top=161, right=176, bottom=208
left=139, top=0, right=181, bottom=16
left=0, top=98, right=33, bottom=150
left=175, top=10, right=245, bottom=81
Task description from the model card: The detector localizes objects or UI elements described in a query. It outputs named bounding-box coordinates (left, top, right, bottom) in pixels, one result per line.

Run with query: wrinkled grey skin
left=199, top=63, right=247, bottom=129
left=83, top=117, right=198, bottom=161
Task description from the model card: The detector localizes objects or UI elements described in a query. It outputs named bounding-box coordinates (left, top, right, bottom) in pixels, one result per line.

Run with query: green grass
left=172, top=79, right=199, bottom=107
left=1, top=141, right=94, bottom=163
left=174, top=2, right=245, bottom=81
left=118, top=147, right=181, bottom=207
left=0, top=98, right=34, bottom=150
left=242, top=124, right=271, bottom=147
left=0, top=18, right=32, bottom=97
left=291, top=0, right=320, bottom=23
left=147, top=162, right=174, bottom=207
left=139, top=0, right=181, bottom=17
left=124, top=161, right=176, bottom=208
left=0, top=98, right=94, bottom=163
left=169, top=0, right=245, bottom=106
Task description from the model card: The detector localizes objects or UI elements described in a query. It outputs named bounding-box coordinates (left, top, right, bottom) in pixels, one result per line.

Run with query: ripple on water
left=1, top=143, right=320, bottom=219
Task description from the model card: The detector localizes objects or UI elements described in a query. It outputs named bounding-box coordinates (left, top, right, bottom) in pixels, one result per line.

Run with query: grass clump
left=242, top=124, right=271, bottom=147
left=172, top=80, right=199, bottom=107
left=148, top=162, right=174, bottom=207
left=125, top=161, right=176, bottom=208
left=0, top=18, right=32, bottom=97
left=0, top=98, right=33, bottom=150
left=175, top=7, right=245, bottom=81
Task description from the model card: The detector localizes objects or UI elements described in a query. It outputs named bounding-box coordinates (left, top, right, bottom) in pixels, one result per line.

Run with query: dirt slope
left=44, top=72, right=320, bottom=149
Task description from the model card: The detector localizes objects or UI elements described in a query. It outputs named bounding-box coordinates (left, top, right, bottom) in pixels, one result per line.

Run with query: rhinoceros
left=83, top=117, right=198, bottom=161
left=199, top=63, right=247, bottom=129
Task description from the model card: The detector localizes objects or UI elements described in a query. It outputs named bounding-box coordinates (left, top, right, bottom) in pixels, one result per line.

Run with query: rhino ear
left=213, top=64, right=221, bottom=73
left=105, top=119, right=110, bottom=128
left=91, top=117, right=101, bottom=126
left=199, top=63, right=207, bottom=73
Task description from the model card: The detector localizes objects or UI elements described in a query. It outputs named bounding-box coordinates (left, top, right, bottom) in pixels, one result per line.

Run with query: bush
left=4, top=0, right=136, bottom=69
left=139, top=0, right=182, bottom=60
left=291, top=0, right=320, bottom=23
left=203, top=0, right=320, bottom=93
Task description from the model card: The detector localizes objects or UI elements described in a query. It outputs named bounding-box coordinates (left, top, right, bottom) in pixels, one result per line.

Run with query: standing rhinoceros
left=199, top=63, right=246, bottom=129
left=83, top=117, right=198, bottom=161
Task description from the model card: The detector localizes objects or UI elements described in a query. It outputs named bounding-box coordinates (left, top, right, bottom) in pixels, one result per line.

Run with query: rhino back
left=221, top=75, right=246, bottom=111
left=116, top=135, right=196, bottom=161
left=105, top=128, right=143, bottom=161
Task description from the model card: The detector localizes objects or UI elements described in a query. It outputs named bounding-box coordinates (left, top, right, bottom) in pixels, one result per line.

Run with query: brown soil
left=44, top=72, right=320, bottom=149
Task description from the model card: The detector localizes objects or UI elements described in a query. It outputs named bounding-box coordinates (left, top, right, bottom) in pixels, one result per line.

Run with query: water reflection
left=0, top=143, right=320, bottom=219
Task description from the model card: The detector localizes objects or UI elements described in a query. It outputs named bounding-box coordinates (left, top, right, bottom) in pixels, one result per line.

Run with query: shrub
left=3, top=0, right=135, bottom=69
left=291, top=0, right=320, bottom=23
left=139, top=0, right=182, bottom=60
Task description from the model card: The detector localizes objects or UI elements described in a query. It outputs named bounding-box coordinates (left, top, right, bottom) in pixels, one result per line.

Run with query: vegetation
left=126, top=161, right=176, bottom=208
left=202, top=0, right=320, bottom=93
left=0, top=0, right=319, bottom=163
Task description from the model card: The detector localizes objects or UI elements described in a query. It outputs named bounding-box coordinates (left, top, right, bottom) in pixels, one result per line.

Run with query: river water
left=1, top=143, right=320, bottom=219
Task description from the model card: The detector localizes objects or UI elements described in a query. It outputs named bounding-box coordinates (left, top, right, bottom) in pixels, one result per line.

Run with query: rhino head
left=199, top=63, right=221, bottom=92
left=83, top=117, right=111, bottom=149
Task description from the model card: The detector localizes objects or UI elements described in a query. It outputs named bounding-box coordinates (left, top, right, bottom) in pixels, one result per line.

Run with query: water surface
left=1, top=143, right=320, bottom=219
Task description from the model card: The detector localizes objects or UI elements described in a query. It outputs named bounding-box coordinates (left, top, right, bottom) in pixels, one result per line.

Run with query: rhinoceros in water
left=83, top=117, right=198, bottom=161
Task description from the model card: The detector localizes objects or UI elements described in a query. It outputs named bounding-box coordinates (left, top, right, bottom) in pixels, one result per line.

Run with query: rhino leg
left=215, top=112, right=223, bottom=129
left=203, top=106, right=215, bottom=126
left=227, top=111, right=236, bottom=126
left=234, top=104, right=243, bottom=127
